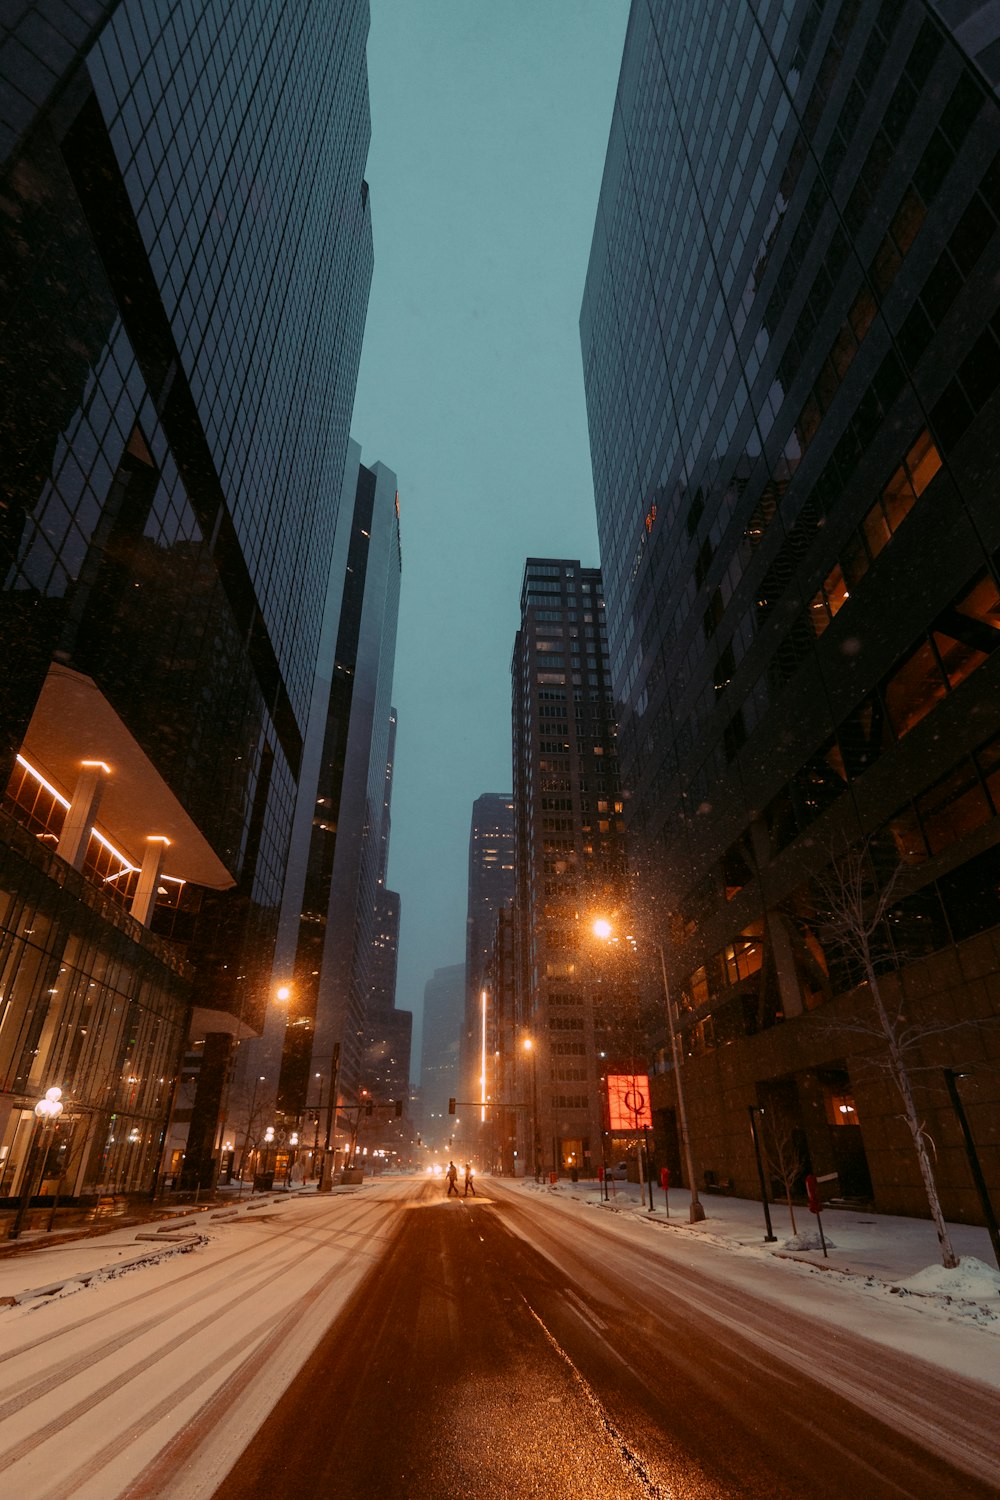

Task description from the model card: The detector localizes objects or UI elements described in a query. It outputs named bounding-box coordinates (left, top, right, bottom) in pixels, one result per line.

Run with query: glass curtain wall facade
left=511, top=560, right=636, bottom=1181
left=1, top=1, right=374, bottom=1197
left=276, top=453, right=401, bottom=1122
left=581, top=0, right=1000, bottom=1217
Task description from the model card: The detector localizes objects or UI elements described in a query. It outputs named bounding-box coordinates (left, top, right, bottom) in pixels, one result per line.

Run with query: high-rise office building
left=510, top=560, right=635, bottom=1179
left=582, top=0, right=1000, bottom=1216
left=483, top=902, right=517, bottom=1174
left=420, top=962, right=465, bottom=1134
left=461, top=793, right=514, bottom=1124
left=0, top=1, right=374, bottom=1196
left=362, top=709, right=413, bottom=1122
left=275, top=447, right=401, bottom=1123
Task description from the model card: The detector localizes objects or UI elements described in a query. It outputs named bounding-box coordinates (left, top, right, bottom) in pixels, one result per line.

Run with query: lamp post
left=748, top=1105, right=777, bottom=1243
left=944, top=1069, right=1000, bottom=1269
left=318, top=1042, right=340, bottom=1192
left=523, top=1038, right=540, bottom=1181
left=311, top=1072, right=324, bottom=1179
left=10, top=1088, right=64, bottom=1240
left=592, top=918, right=705, bottom=1224
left=656, top=942, right=706, bottom=1224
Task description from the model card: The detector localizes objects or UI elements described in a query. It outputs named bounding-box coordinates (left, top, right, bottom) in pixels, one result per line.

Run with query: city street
left=3, top=1177, right=996, bottom=1500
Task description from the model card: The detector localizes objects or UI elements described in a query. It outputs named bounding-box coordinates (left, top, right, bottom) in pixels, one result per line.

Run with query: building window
left=915, top=760, right=992, bottom=854
left=883, top=640, right=948, bottom=739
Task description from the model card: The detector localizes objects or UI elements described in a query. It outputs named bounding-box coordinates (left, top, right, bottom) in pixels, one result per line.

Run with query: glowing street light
left=10, top=1088, right=64, bottom=1239
left=592, top=917, right=705, bottom=1224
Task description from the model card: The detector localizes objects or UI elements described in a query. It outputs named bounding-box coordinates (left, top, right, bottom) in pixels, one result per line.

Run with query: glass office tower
left=274, top=448, right=401, bottom=1123
left=582, top=0, right=1000, bottom=1218
left=0, top=1, right=374, bottom=1195
left=511, top=560, right=639, bottom=1180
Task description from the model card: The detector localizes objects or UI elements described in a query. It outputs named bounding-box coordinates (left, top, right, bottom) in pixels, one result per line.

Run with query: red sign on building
left=607, top=1073, right=652, bottom=1131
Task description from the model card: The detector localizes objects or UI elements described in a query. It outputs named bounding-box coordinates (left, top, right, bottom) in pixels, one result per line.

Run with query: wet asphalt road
left=208, top=1180, right=999, bottom=1500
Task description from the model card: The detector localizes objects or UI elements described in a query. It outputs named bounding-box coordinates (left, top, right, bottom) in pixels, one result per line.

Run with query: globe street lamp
left=10, top=1087, right=64, bottom=1240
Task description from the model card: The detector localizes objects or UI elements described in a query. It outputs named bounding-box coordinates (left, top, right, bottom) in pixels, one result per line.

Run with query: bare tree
left=762, top=1113, right=806, bottom=1238
left=230, top=1079, right=275, bottom=1182
left=815, top=842, right=958, bottom=1268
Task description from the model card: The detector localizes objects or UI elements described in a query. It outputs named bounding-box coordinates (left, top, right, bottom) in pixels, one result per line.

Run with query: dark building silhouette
left=0, top=1, right=374, bottom=1196
left=483, top=902, right=517, bottom=1174
left=363, top=710, right=413, bottom=1124
left=461, top=793, right=514, bottom=1124
left=510, top=560, right=633, bottom=1179
left=274, top=447, right=401, bottom=1126
left=582, top=0, right=1000, bottom=1218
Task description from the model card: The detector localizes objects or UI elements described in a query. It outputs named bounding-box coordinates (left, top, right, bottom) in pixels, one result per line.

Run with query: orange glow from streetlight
left=593, top=918, right=613, bottom=940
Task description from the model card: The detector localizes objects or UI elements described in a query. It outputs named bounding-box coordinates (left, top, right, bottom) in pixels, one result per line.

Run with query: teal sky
left=350, top=0, right=630, bottom=1077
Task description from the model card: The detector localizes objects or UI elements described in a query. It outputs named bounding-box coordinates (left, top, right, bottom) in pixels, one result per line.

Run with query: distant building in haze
left=581, top=0, right=1000, bottom=1218
left=461, top=793, right=514, bottom=1129
left=0, top=1, right=374, bottom=1196
left=510, top=560, right=635, bottom=1180
left=420, top=962, right=466, bottom=1134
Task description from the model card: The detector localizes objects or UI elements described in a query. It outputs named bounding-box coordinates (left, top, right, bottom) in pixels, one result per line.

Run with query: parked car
left=610, top=1161, right=629, bottom=1180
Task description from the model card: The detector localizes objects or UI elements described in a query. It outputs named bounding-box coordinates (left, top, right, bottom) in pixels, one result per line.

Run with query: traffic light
left=365, top=1099, right=373, bottom=1117
left=394, top=1099, right=403, bottom=1117
left=448, top=1097, right=456, bottom=1115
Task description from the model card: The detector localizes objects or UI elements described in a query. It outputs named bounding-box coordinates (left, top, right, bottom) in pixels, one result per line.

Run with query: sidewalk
left=0, top=1185, right=314, bottom=1306
left=519, top=1174, right=1000, bottom=1313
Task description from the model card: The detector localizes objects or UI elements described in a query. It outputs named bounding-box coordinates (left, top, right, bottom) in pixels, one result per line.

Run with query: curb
left=1, top=1234, right=208, bottom=1308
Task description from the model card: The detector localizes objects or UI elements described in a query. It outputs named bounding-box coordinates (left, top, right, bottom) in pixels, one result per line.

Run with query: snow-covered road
left=0, top=1181, right=418, bottom=1500
left=1, top=1176, right=998, bottom=1499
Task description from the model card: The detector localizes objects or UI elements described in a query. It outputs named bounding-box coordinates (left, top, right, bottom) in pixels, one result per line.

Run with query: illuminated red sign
left=607, top=1073, right=652, bottom=1131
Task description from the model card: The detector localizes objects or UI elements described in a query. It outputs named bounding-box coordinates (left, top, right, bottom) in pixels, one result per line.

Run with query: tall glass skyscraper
left=273, top=445, right=402, bottom=1123
left=0, top=2, right=374, bottom=1195
left=510, top=560, right=635, bottom=1180
left=582, top=0, right=1000, bottom=1218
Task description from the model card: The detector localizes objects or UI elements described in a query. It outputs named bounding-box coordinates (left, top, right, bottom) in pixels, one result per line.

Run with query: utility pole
left=318, top=1042, right=340, bottom=1192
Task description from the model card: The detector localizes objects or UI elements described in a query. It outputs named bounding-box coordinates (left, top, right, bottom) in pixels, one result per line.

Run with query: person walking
left=446, top=1160, right=459, bottom=1196
left=463, top=1163, right=476, bottom=1197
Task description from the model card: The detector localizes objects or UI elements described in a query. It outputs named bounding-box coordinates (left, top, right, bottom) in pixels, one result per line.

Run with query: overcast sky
left=350, top=0, right=630, bottom=1078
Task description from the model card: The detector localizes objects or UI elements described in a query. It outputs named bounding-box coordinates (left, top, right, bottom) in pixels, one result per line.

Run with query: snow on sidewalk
left=516, top=1175, right=1000, bottom=1362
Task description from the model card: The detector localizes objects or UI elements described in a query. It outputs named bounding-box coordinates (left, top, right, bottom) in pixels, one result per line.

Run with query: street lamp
left=656, top=941, right=706, bottom=1224
left=523, top=1037, right=540, bottom=1182
left=592, top=918, right=705, bottom=1224
left=311, top=1072, right=324, bottom=1179
left=747, top=1105, right=777, bottom=1243
left=10, top=1087, right=64, bottom=1240
left=944, top=1069, right=1000, bottom=1269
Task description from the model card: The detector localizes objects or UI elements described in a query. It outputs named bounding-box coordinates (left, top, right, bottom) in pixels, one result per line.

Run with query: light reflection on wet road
left=207, top=1179, right=998, bottom=1500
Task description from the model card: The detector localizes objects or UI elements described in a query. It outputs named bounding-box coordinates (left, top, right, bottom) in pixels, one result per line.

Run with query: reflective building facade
left=1, top=1, right=374, bottom=1197
left=510, top=560, right=633, bottom=1179
left=275, top=448, right=402, bottom=1119
left=582, top=0, right=1000, bottom=1217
